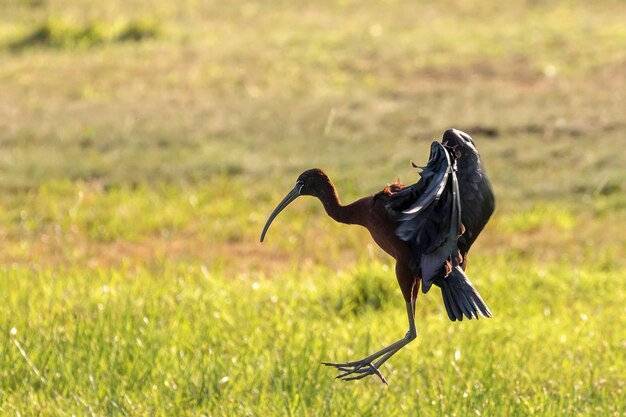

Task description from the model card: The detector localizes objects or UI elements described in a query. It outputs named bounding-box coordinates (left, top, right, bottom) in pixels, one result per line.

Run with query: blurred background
left=0, top=1, right=624, bottom=416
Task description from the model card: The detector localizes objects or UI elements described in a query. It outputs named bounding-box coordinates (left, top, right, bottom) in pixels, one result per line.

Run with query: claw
left=344, top=371, right=388, bottom=384
left=323, top=360, right=389, bottom=385
left=321, top=302, right=417, bottom=385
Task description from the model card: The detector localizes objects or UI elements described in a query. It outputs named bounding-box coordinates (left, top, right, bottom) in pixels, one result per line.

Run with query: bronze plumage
left=260, top=129, right=495, bottom=383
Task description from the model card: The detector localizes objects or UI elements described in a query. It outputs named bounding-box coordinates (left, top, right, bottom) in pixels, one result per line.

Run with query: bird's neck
left=317, top=183, right=357, bottom=225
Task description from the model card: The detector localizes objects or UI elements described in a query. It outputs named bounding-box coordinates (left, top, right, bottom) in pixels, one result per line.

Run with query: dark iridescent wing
left=386, top=130, right=494, bottom=294
left=442, top=129, right=495, bottom=254
left=386, top=141, right=462, bottom=293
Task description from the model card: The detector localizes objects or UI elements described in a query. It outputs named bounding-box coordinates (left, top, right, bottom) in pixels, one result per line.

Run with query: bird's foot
left=322, top=360, right=388, bottom=384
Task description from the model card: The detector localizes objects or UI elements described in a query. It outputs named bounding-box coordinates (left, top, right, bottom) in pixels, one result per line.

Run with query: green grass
left=1, top=257, right=624, bottom=416
left=0, top=0, right=625, bottom=415
left=8, top=17, right=161, bottom=50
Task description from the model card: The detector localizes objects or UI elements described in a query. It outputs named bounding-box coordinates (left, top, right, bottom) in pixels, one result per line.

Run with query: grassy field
left=1, top=0, right=625, bottom=416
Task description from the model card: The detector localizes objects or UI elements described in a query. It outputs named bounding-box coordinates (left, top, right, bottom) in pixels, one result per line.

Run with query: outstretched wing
left=386, top=141, right=462, bottom=293
left=386, top=129, right=494, bottom=293
left=442, top=129, right=495, bottom=254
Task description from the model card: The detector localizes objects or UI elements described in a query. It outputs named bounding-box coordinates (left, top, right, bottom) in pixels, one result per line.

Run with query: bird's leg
left=368, top=297, right=418, bottom=370
left=323, top=299, right=417, bottom=384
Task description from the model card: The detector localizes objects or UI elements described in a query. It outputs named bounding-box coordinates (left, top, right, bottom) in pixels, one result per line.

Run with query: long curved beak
left=260, top=182, right=302, bottom=242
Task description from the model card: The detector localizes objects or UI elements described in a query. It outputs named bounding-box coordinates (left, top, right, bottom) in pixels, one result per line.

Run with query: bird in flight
left=260, top=129, right=495, bottom=384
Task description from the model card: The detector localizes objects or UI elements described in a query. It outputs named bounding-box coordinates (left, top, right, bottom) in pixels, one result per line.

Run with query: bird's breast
left=364, top=199, right=410, bottom=260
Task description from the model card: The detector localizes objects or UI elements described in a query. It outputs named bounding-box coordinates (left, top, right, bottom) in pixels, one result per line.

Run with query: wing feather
left=387, top=141, right=462, bottom=292
left=386, top=130, right=494, bottom=296
left=448, top=129, right=495, bottom=252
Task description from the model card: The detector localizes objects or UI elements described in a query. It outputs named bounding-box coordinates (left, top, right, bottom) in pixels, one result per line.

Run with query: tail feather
left=435, top=265, right=492, bottom=321
left=455, top=288, right=477, bottom=320
left=441, top=282, right=461, bottom=321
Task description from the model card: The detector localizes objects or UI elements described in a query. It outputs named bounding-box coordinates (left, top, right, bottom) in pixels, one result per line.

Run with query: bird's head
left=295, top=168, right=332, bottom=196
left=442, top=128, right=479, bottom=160
left=260, top=168, right=330, bottom=242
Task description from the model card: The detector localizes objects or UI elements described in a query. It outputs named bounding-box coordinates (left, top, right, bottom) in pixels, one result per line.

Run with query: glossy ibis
left=260, top=129, right=494, bottom=384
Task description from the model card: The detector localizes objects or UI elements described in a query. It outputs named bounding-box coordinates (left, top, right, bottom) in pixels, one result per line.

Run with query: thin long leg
left=371, top=298, right=417, bottom=369
left=323, top=299, right=417, bottom=384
